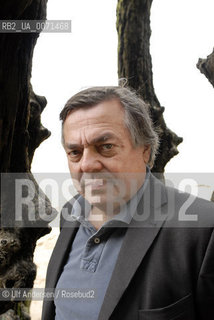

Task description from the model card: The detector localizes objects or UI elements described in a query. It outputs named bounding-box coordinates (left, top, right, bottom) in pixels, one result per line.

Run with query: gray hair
left=60, top=86, right=159, bottom=167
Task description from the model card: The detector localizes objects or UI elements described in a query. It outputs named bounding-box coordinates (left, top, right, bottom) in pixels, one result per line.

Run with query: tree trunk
left=117, top=0, right=183, bottom=175
left=197, top=49, right=214, bottom=89
left=0, top=1, right=56, bottom=318
left=197, top=49, right=214, bottom=202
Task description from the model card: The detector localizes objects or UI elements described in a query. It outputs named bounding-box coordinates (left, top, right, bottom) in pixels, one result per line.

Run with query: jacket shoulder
left=164, top=184, right=214, bottom=228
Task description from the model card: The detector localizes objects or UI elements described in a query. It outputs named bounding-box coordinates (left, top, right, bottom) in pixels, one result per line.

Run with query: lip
left=84, top=180, right=104, bottom=191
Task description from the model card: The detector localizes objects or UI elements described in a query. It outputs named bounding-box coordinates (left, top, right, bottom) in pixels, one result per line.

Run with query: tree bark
left=0, top=1, right=55, bottom=318
left=117, top=0, right=183, bottom=175
left=197, top=49, right=214, bottom=89
left=197, top=49, right=214, bottom=202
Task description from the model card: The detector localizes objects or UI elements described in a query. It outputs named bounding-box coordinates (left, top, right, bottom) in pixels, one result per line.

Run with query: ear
left=142, top=145, right=151, bottom=164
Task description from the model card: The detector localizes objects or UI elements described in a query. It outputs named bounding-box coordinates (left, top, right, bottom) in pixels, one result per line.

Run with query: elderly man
left=42, top=86, right=214, bottom=320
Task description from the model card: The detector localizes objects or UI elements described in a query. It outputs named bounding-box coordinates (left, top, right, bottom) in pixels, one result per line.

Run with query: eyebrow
left=65, top=133, right=116, bottom=150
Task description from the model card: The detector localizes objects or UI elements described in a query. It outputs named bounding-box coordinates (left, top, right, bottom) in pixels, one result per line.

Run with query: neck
left=88, top=205, right=118, bottom=230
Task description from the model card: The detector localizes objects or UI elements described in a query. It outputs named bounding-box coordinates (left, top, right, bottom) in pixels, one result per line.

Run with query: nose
left=80, top=148, right=103, bottom=172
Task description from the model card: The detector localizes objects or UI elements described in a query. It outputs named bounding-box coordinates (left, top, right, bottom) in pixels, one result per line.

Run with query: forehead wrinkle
left=65, top=132, right=117, bottom=150
left=64, top=143, right=81, bottom=150
left=91, top=133, right=115, bottom=144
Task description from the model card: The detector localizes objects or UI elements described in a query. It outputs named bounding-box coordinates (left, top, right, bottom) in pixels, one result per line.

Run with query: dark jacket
left=42, top=174, right=214, bottom=320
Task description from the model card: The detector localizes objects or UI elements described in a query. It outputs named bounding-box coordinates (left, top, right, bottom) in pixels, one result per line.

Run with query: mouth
left=79, top=173, right=116, bottom=188
left=84, top=179, right=105, bottom=191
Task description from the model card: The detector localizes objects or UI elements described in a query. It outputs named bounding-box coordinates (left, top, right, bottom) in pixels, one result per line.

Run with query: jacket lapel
left=45, top=219, right=80, bottom=289
left=98, top=174, right=168, bottom=320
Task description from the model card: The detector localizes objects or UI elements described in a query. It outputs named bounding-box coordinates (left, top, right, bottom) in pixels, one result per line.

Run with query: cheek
left=125, top=153, right=146, bottom=172
left=67, top=158, right=78, bottom=170
left=68, top=162, right=73, bottom=174
left=68, top=160, right=73, bottom=170
left=102, top=159, right=122, bottom=172
left=69, top=171, right=82, bottom=194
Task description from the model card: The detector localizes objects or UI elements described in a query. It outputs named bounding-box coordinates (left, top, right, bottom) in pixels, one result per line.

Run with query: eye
left=68, top=150, right=82, bottom=162
left=70, top=150, right=80, bottom=155
left=101, top=144, right=113, bottom=150
left=98, top=144, right=115, bottom=156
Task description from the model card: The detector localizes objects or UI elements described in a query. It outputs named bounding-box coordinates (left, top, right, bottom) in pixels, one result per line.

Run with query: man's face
left=63, top=99, right=150, bottom=213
